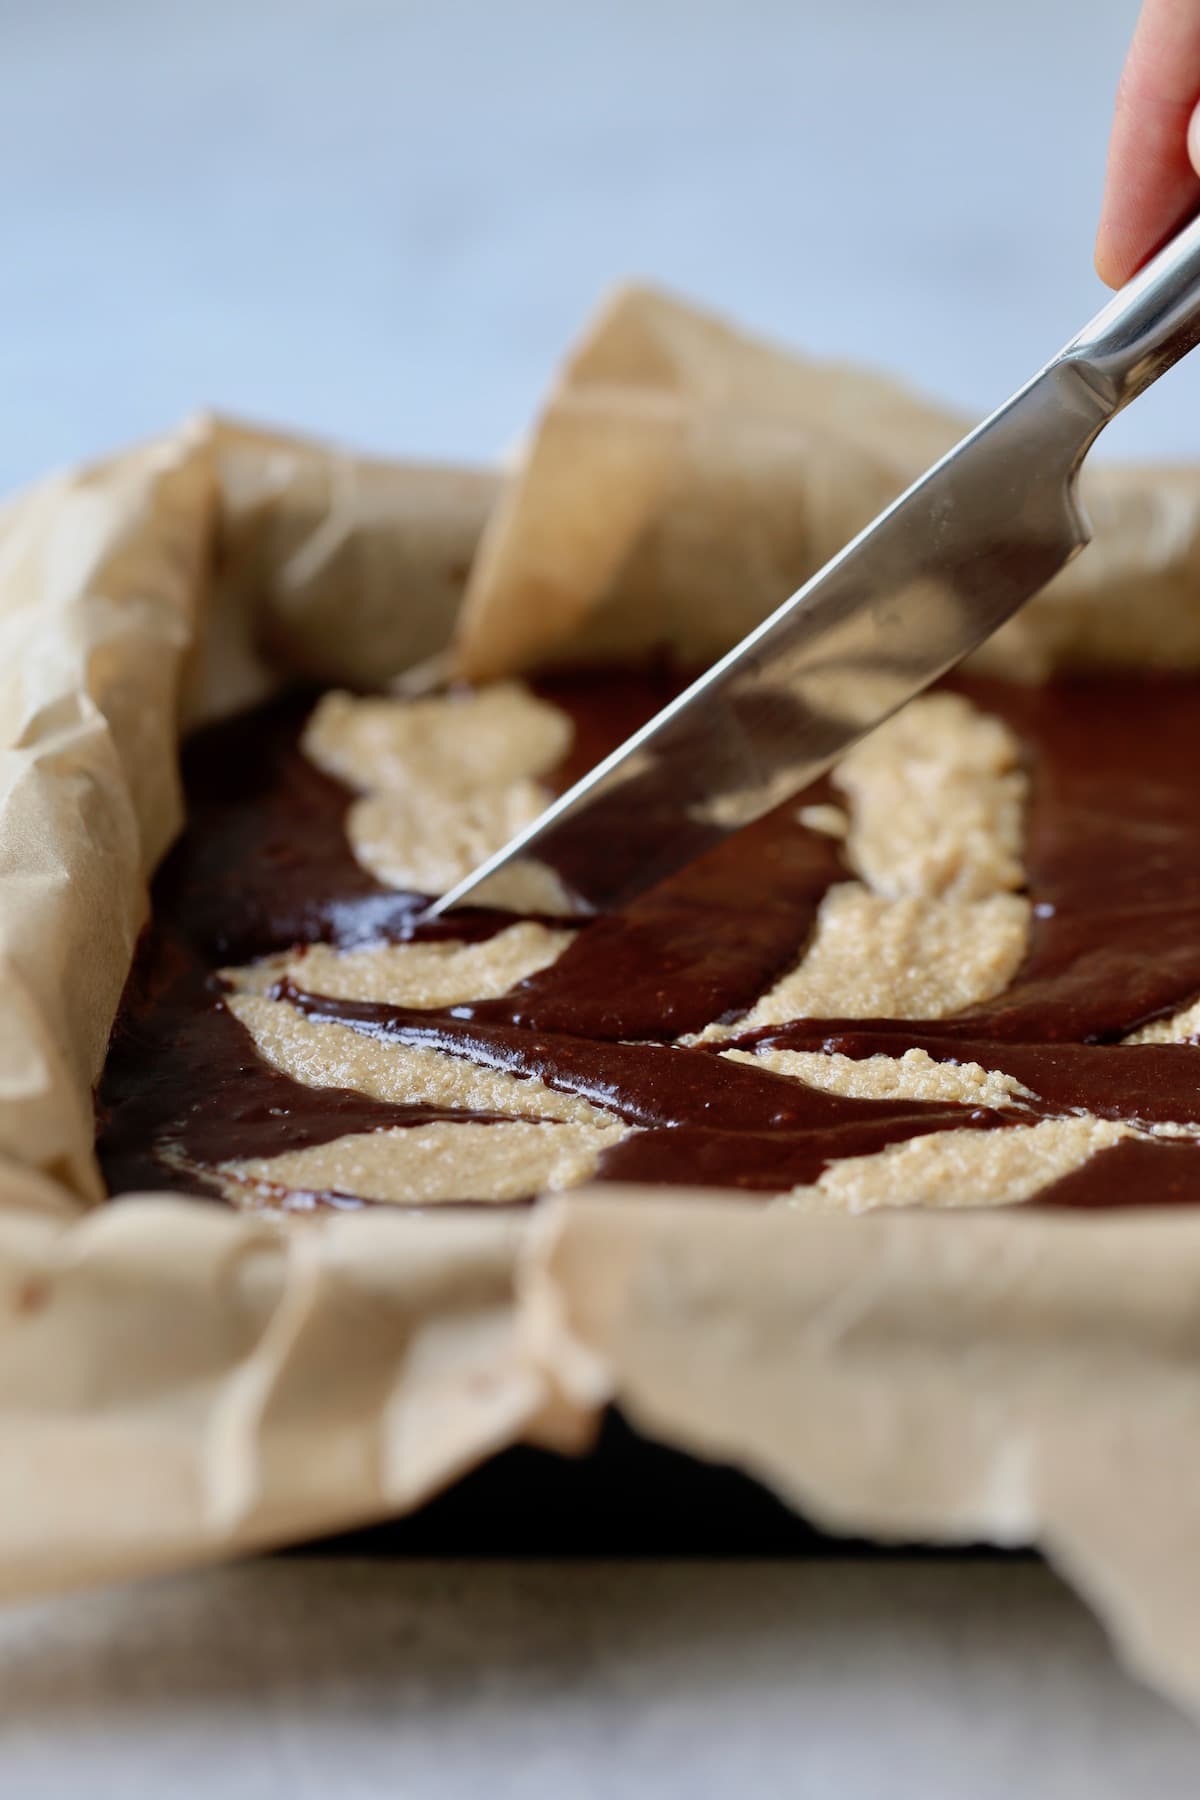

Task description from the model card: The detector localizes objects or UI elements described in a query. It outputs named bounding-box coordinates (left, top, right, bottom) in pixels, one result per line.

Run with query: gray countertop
left=3, top=1558, right=1200, bottom=1797
left=6, top=0, right=1200, bottom=1786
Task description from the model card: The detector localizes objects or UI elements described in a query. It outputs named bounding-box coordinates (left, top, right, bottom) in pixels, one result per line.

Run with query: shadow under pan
left=289, top=1411, right=1026, bottom=1558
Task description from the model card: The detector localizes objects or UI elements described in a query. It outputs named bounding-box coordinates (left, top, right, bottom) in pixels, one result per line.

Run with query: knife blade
left=429, top=213, right=1200, bottom=920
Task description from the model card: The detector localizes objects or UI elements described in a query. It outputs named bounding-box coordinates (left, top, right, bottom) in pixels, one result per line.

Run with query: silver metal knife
left=429, top=214, right=1200, bottom=920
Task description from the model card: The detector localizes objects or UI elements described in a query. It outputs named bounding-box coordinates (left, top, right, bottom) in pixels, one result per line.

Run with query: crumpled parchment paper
left=5, top=288, right=1200, bottom=1715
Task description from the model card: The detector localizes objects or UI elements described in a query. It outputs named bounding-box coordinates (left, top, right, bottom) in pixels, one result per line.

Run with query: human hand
left=1096, top=0, right=1200, bottom=287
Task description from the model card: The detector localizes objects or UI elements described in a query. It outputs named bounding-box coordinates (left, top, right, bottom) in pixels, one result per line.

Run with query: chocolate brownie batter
left=96, top=672, right=1200, bottom=1212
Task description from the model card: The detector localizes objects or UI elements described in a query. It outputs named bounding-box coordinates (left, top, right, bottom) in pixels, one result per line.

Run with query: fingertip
left=1188, top=98, right=1200, bottom=179
left=1093, top=197, right=1140, bottom=289
left=1093, top=229, right=1125, bottom=290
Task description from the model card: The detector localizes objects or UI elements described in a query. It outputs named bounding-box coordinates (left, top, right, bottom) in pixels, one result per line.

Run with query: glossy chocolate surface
left=96, top=672, right=1200, bottom=1211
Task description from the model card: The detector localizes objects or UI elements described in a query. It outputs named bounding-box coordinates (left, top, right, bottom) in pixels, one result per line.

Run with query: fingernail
left=1187, top=100, right=1200, bottom=178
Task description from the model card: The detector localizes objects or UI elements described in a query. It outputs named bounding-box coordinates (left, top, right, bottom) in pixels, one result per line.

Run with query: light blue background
left=3, top=0, right=1195, bottom=497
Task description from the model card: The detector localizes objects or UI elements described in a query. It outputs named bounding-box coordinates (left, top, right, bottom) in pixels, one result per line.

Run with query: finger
left=1095, top=0, right=1200, bottom=287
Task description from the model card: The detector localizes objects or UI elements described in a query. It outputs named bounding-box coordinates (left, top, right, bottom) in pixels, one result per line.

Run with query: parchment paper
left=454, top=285, right=1200, bottom=683
left=6, top=290, right=1200, bottom=1715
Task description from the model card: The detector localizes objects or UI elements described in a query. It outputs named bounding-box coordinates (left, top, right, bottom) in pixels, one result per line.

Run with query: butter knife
left=430, top=216, right=1200, bottom=919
